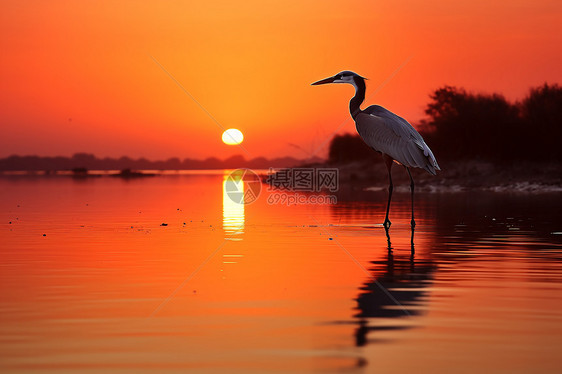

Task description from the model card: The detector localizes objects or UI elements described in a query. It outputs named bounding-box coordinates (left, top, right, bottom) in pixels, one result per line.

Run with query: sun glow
left=222, top=129, right=244, bottom=145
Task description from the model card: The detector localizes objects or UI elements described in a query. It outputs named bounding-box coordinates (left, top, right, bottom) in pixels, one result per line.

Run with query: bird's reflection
left=354, top=226, right=434, bottom=347
left=384, top=225, right=415, bottom=255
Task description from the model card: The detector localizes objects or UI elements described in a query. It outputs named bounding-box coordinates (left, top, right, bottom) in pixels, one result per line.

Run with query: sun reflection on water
left=222, top=171, right=245, bottom=240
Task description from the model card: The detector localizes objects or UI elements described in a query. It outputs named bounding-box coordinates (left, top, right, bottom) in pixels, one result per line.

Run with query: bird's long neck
left=349, top=77, right=366, bottom=120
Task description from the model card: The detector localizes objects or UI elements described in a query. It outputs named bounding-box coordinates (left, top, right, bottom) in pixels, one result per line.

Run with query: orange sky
left=1, top=0, right=561, bottom=160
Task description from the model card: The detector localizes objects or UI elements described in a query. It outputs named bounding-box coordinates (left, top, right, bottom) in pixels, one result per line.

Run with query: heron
left=312, top=71, right=440, bottom=228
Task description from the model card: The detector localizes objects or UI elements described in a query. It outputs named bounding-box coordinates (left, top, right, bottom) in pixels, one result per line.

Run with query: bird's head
left=311, top=71, right=366, bottom=87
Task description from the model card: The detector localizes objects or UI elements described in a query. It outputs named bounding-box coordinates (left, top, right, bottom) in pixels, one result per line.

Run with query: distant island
left=0, top=153, right=323, bottom=172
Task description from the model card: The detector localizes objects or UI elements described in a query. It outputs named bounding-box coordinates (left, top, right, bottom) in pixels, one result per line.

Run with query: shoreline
left=296, top=159, right=562, bottom=194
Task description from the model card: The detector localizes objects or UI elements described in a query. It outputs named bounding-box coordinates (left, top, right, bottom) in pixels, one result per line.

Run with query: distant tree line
left=0, top=153, right=319, bottom=171
left=329, top=83, right=562, bottom=164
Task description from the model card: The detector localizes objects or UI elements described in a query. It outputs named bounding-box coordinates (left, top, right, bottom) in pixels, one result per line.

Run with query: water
left=1, top=173, right=561, bottom=373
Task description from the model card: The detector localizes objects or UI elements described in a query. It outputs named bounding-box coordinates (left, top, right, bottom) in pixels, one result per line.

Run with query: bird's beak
left=311, top=76, right=336, bottom=85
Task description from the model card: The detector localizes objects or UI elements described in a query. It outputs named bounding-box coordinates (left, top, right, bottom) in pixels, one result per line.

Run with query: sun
left=222, top=128, right=244, bottom=145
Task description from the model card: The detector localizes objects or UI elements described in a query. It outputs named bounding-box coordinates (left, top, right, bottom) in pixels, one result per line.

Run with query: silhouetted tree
left=518, top=83, right=562, bottom=161
left=71, top=153, right=98, bottom=169
left=329, top=133, right=378, bottom=164
left=165, top=157, right=181, bottom=169
left=420, top=86, right=522, bottom=163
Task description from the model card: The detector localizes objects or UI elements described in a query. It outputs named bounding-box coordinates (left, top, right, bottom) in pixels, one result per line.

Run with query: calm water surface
left=1, top=173, right=561, bottom=373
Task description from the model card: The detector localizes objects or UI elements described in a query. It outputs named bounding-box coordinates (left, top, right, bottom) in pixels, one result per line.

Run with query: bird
left=312, top=71, right=440, bottom=228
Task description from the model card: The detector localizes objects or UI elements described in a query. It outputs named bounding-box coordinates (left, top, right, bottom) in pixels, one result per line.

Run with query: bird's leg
left=383, top=155, right=394, bottom=228
left=410, top=223, right=415, bottom=256
left=406, top=167, right=416, bottom=228
left=384, top=224, right=392, bottom=252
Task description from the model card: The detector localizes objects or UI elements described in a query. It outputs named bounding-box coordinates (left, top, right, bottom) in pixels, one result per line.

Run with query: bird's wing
left=362, top=105, right=423, bottom=141
left=356, top=106, right=440, bottom=174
